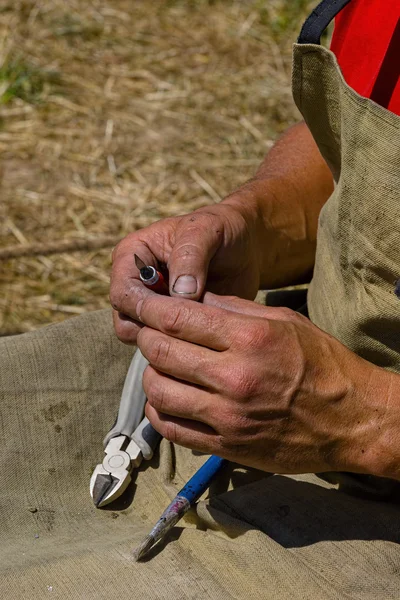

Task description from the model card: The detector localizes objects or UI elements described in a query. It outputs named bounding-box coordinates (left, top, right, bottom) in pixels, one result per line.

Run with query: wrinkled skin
left=126, top=291, right=393, bottom=477
left=109, top=122, right=399, bottom=480
left=110, top=203, right=261, bottom=344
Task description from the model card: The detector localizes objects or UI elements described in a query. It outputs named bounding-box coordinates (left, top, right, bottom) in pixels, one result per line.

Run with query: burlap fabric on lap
left=1, top=309, right=400, bottom=599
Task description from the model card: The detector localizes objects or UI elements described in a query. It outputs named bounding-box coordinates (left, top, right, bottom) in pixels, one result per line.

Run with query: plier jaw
left=90, top=435, right=142, bottom=508
left=90, top=350, right=162, bottom=508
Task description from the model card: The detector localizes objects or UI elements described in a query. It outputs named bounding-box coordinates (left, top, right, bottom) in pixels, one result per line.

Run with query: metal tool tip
left=132, top=534, right=155, bottom=562
left=92, top=474, right=113, bottom=508
left=134, top=254, right=146, bottom=271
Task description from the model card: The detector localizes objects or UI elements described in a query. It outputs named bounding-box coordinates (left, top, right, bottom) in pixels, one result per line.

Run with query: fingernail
left=136, top=298, right=144, bottom=320
left=172, top=275, right=197, bottom=295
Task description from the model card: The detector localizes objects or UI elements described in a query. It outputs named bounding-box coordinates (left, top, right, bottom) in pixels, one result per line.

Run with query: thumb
left=168, top=212, right=223, bottom=300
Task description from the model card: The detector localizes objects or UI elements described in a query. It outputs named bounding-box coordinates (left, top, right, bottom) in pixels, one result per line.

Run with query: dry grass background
left=0, top=0, right=315, bottom=335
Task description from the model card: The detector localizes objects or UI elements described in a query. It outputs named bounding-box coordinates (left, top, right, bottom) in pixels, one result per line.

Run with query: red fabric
left=330, top=0, right=400, bottom=115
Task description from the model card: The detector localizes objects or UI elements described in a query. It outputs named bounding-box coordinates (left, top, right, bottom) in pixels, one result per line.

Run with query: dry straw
left=1, top=0, right=313, bottom=334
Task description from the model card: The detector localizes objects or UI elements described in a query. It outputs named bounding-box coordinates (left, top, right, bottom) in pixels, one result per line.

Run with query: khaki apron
left=1, top=2, right=400, bottom=598
left=293, top=0, right=400, bottom=499
left=293, top=2, right=400, bottom=373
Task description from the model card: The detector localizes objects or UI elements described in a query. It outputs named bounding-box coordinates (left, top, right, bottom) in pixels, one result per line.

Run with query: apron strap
left=298, top=0, right=353, bottom=45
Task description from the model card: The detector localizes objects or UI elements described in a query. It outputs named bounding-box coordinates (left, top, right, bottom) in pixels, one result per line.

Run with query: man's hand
left=111, top=123, right=334, bottom=346
left=135, top=292, right=398, bottom=478
left=110, top=202, right=262, bottom=344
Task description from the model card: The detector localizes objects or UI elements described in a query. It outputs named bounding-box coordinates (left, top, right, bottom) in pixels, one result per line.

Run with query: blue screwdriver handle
left=178, top=455, right=227, bottom=504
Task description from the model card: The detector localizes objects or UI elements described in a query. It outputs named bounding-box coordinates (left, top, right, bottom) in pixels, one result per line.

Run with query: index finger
left=136, top=295, right=242, bottom=350
left=110, top=233, right=159, bottom=321
left=111, top=233, right=157, bottom=291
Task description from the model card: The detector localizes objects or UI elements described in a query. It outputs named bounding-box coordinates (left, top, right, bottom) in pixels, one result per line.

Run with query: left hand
left=136, top=292, right=393, bottom=476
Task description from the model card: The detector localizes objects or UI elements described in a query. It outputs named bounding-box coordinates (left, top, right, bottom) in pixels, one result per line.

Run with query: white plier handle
left=90, top=351, right=162, bottom=507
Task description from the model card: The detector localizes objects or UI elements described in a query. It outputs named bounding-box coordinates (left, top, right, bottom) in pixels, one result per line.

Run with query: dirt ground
left=0, top=0, right=314, bottom=334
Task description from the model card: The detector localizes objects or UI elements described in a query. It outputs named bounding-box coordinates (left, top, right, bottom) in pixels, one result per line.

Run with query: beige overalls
left=1, top=2, right=400, bottom=598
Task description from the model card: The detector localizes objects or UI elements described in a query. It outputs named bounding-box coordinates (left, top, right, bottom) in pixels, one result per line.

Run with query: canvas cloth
left=1, top=309, right=400, bottom=600
left=3, top=16, right=400, bottom=600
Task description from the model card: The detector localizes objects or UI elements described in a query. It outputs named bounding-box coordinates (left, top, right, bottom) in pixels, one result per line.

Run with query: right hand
left=110, top=201, right=262, bottom=344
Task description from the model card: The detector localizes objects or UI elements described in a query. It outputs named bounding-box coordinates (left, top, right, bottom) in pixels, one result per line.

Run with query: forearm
left=222, top=122, right=334, bottom=288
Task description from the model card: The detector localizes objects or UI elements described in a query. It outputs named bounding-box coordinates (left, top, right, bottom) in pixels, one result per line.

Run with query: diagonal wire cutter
left=90, top=350, right=162, bottom=508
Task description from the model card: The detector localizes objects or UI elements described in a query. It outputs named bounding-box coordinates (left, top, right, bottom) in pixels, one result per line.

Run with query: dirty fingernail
left=172, top=275, right=197, bottom=295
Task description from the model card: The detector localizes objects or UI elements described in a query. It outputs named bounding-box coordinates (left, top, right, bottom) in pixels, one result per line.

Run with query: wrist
left=222, top=177, right=316, bottom=288
left=220, top=183, right=272, bottom=283
left=221, top=182, right=264, bottom=232
left=338, top=363, right=400, bottom=481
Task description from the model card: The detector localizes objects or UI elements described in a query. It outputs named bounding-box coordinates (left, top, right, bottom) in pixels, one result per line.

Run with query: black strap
left=298, top=0, right=353, bottom=45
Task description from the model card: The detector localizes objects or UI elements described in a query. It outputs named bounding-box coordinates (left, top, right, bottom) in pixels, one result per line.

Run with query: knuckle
left=163, top=421, right=178, bottom=444
left=172, top=242, right=201, bottom=263
left=147, top=336, right=171, bottom=366
left=109, top=287, right=122, bottom=312
left=143, top=366, right=166, bottom=411
left=146, top=381, right=165, bottom=412
left=239, top=322, right=269, bottom=350
left=110, top=278, right=144, bottom=315
left=228, top=365, right=260, bottom=399
left=160, top=303, right=189, bottom=336
left=109, top=282, right=126, bottom=312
